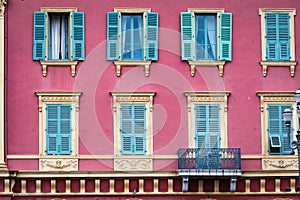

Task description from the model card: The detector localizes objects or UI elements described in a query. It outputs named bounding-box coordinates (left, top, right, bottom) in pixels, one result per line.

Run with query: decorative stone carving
left=114, top=158, right=153, bottom=171
left=0, top=0, right=7, bottom=17
left=40, top=158, right=78, bottom=171
left=262, top=158, right=298, bottom=170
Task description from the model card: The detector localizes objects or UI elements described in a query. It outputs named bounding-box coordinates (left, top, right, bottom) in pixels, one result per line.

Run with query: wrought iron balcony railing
left=178, top=148, right=241, bottom=176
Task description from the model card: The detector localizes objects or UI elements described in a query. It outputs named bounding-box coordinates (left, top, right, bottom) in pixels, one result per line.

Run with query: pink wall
left=6, top=0, right=300, bottom=170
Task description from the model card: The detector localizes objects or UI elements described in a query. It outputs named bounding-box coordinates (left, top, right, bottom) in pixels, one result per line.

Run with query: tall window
left=267, top=104, right=293, bottom=155
left=195, top=104, right=220, bottom=148
left=195, top=15, right=217, bottom=60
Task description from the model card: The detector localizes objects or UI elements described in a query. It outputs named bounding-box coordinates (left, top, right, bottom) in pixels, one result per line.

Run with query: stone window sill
left=188, top=61, right=226, bottom=77
left=114, top=61, right=152, bottom=77
left=40, top=60, right=79, bottom=77
left=260, top=61, right=297, bottom=77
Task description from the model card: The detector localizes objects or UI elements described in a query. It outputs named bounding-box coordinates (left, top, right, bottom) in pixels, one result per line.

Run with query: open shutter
left=59, top=105, right=72, bottom=155
left=220, top=12, right=232, bottom=61
left=120, top=105, right=133, bottom=154
left=146, top=12, right=158, bottom=61
left=33, top=12, right=46, bottom=60
left=46, top=105, right=59, bottom=155
left=195, top=104, right=207, bottom=148
left=107, top=12, right=120, bottom=60
left=181, top=12, right=194, bottom=60
left=208, top=105, right=220, bottom=148
left=72, top=12, right=85, bottom=60
left=278, top=13, right=290, bottom=60
left=133, top=105, right=146, bottom=154
left=266, top=13, right=277, bottom=60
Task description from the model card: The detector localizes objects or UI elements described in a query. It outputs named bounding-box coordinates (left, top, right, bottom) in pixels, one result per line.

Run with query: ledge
left=114, top=61, right=152, bottom=77
left=40, top=60, right=79, bottom=77
left=188, top=61, right=226, bottom=77
left=177, top=169, right=242, bottom=177
left=260, top=61, right=297, bottom=77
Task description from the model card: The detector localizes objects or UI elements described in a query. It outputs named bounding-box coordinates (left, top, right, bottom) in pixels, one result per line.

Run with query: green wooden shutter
left=133, top=105, right=146, bottom=154
left=220, top=12, right=232, bottom=61
left=266, top=13, right=277, bottom=60
left=46, top=105, right=59, bottom=155
left=107, top=12, right=120, bottom=60
left=33, top=12, right=46, bottom=60
left=120, top=105, right=133, bottom=154
left=146, top=12, right=158, bottom=61
left=181, top=12, right=194, bottom=60
left=278, top=13, right=290, bottom=60
left=59, top=105, right=72, bottom=155
left=72, top=12, right=85, bottom=60
left=195, top=104, right=220, bottom=148
left=268, top=104, right=292, bottom=154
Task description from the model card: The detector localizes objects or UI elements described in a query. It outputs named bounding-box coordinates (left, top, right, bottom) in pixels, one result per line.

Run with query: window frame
left=257, top=92, right=298, bottom=171
left=36, top=92, right=81, bottom=171
left=33, top=8, right=85, bottom=77
left=259, top=8, right=297, bottom=77
left=110, top=92, right=155, bottom=171
left=184, top=92, right=230, bottom=148
left=107, top=8, right=158, bottom=77
left=181, top=8, right=232, bottom=77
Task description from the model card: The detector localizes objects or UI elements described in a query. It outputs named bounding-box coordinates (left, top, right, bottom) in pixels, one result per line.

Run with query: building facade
left=0, top=0, right=299, bottom=199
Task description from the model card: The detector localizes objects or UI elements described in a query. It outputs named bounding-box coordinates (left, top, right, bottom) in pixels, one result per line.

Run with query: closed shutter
left=146, top=12, right=158, bottom=61
left=120, top=104, right=146, bottom=154
left=268, top=104, right=292, bottom=154
left=278, top=13, right=290, bottom=60
left=107, top=12, right=120, bottom=60
left=33, top=12, right=46, bottom=60
left=220, top=12, right=232, bottom=61
left=59, top=105, right=72, bottom=155
left=195, top=104, right=220, bottom=148
left=181, top=12, right=194, bottom=60
left=46, top=105, right=59, bottom=154
left=72, top=12, right=85, bottom=60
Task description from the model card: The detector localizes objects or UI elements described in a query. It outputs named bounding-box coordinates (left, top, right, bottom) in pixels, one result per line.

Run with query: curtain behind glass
left=50, top=14, right=67, bottom=60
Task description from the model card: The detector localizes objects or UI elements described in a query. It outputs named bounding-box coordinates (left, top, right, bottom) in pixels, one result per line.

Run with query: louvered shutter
left=208, top=105, right=220, bottom=148
left=266, top=13, right=277, bottom=60
left=33, top=12, right=46, bottom=60
left=278, top=13, right=290, bottom=60
left=195, top=104, right=207, bottom=148
left=181, top=12, right=194, bottom=60
left=107, top=12, right=120, bottom=60
left=133, top=105, right=146, bottom=154
left=220, top=12, right=232, bottom=61
left=146, top=12, right=158, bottom=61
left=72, top=12, right=85, bottom=60
left=59, top=105, right=72, bottom=155
left=120, top=105, right=133, bottom=154
left=46, top=105, right=59, bottom=155
left=268, top=104, right=292, bottom=154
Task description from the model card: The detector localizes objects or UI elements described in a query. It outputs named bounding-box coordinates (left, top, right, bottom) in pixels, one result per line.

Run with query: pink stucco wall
left=6, top=0, right=300, bottom=171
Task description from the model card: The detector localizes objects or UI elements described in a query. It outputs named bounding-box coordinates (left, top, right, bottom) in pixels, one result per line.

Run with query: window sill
left=40, top=60, right=79, bottom=77
left=188, top=60, right=226, bottom=77
left=113, top=61, right=152, bottom=77
left=114, top=157, right=153, bottom=171
left=262, top=156, right=297, bottom=171
left=39, top=157, right=78, bottom=171
left=260, top=60, right=297, bottom=77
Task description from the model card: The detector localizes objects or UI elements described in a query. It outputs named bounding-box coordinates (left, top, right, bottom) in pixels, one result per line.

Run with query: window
left=181, top=9, right=232, bottom=77
left=111, top=92, right=155, bottom=171
left=36, top=92, right=81, bottom=171
left=257, top=92, right=298, bottom=171
left=259, top=9, right=296, bottom=77
left=107, top=8, right=158, bottom=77
left=185, top=92, right=230, bottom=148
left=33, top=8, right=85, bottom=77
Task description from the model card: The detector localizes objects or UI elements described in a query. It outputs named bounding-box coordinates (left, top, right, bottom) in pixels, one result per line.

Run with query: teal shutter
left=46, top=104, right=72, bottom=155
left=120, top=104, right=146, bottom=154
left=195, top=104, right=220, bottom=148
left=59, top=105, right=72, bottom=155
left=33, top=12, right=46, bottom=60
left=266, top=13, right=290, bottom=61
left=268, top=104, right=292, bottom=154
left=220, top=12, right=232, bottom=61
left=72, top=12, right=85, bottom=60
left=46, top=105, right=59, bottom=155
left=181, top=12, right=194, bottom=60
left=146, top=12, right=158, bottom=61
left=107, top=12, right=120, bottom=60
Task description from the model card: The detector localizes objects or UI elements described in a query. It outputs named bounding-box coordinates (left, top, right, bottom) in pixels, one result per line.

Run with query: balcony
left=177, top=148, right=242, bottom=192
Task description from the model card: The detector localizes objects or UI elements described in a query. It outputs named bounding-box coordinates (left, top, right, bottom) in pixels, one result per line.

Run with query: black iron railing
left=178, top=148, right=241, bottom=170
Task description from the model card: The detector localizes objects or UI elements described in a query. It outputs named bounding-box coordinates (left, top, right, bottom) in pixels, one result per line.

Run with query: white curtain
left=207, top=16, right=216, bottom=59
left=51, top=15, right=66, bottom=60
left=122, top=16, right=129, bottom=55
